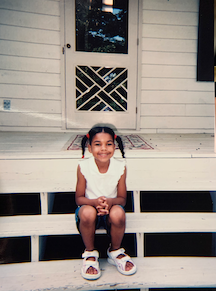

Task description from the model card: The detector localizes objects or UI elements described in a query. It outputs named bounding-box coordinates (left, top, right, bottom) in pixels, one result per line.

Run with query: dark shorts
left=75, top=205, right=125, bottom=235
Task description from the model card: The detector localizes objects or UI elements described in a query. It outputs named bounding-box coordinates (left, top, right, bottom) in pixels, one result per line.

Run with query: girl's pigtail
left=81, top=135, right=89, bottom=158
left=116, top=135, right=125, bottom=158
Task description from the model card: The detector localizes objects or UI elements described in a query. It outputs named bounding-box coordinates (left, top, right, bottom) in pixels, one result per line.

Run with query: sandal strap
left=117, top=254, right=131, bottom=263
left=83, top=259, right=99, bottom=268
left=82, top=250, right=99, bottom=259
left=108, top=247, right=125, bottom=258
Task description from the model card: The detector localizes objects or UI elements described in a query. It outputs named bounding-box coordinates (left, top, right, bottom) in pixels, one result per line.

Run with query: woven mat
left=67, top=134, right=154, bottom=150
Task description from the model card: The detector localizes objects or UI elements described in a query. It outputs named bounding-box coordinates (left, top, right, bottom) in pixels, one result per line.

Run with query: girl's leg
left=108, top=205, right=125, bottom=250
left=78, top=205, right=98, bottom=275
left=108, top=205, right=134, bottom=271
left=79, top=205, right=97, bottom=251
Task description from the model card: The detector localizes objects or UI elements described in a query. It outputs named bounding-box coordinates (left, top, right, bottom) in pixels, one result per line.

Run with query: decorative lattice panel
left=76, top=66, right=127, bottom=111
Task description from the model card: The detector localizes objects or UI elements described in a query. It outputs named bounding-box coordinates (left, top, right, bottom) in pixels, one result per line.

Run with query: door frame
left=61, top=0, right=142, bottom=131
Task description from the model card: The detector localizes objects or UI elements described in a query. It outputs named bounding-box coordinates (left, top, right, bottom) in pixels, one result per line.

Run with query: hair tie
left=82, top=154, right=84, bottom=159
left=114, top=134, right=117, bottom=139
left=86, top=133, right=90, bottom=139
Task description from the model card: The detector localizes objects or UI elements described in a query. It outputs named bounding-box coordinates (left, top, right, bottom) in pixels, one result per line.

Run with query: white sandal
left=81, top=250, right=101, bottom=280
left=107, top=247, right=137, bottom=276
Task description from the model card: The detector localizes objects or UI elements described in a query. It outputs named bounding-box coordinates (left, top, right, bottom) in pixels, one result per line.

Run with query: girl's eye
left=95, top=143, right=101, bottom=146
left=107, top=143, right=113, bottom=146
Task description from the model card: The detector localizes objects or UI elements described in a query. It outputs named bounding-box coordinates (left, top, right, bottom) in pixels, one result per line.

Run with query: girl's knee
left=109, top=205, right=125, bottom=225
left=79, top=205, right=97, bottom=224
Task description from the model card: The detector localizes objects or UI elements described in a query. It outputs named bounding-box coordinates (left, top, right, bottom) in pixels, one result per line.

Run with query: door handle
left=66, top=44, right=71, bottom=48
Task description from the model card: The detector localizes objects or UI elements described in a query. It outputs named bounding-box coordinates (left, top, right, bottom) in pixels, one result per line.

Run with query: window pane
left=76, top=0, right=128, bottom=54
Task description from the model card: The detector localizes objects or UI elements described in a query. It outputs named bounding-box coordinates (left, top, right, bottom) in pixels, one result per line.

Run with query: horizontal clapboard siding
left=142, top=52, right=197, bottom=66
left=140, top=117, right=213, bottom=130
left=0, top=0, right=62, bottom=130
left=0, top=40, right=60, bottom=59
left=142, top=39, right=197, bottom=53
left=0, top=0, right=60, bottom=15
left=142, top=65, right=196, bottom=78
left=0, top=9, right=60, bottom=30
left=0, top=71, right=61, bottom=86
left=141, top=0, right=214, bottom=133
left=142, top=10, right=198, bottom=26
left=141, top=104, right=215, bottom=117
left=0, top=25, right=60, bottom=44
left=142, top=0, right=199, bottom=12
left=141, top=91, right=214, bottom=104
left=142, top=78, right=214, bottom=91
left=142, top=24, right=198, bottom=40
left=0, top=112, right=61, bottom=127
left=0, top=56, right=60, bottom=73
left=0, top=99, right=61, bottom=113
left=0, top=84, right=61, bottom=100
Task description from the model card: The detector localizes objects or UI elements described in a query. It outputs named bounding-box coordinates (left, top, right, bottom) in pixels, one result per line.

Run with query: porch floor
left=0, top=132, right=215, bottom=159
left=1, top=257, right=216, bottom=291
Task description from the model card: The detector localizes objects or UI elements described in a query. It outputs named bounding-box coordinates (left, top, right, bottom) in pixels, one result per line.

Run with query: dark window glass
left=76, top=0, right=128, bottom=54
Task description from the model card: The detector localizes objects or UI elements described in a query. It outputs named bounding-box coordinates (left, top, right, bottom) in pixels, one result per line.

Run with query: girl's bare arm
left=75, top=165, right=99, bottom=207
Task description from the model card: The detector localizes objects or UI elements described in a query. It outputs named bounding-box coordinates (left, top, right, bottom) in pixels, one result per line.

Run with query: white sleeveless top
left=79, top=156, right=126, bottom=199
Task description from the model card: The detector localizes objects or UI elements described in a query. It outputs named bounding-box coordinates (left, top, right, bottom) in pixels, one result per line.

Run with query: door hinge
left=136, top=107, right=138, bottom=114
left=137, top=38, right=139, bottom=46
left=62, top=47, right=65, bottom=54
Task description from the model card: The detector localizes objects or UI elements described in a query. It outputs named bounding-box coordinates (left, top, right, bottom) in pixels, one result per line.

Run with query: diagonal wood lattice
left=76, top=66, right=128, bottom=111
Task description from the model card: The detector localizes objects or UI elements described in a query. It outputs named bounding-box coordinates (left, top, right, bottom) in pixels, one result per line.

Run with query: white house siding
left=0, top=0, right=62, bottom=130
left=140, top=0, right=215, bottom=133
left=0, top=0, right=214, bottom=133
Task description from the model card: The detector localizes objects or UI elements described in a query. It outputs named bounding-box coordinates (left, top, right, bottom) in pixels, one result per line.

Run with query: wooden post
left=38, top=193, right=55, bottom=260
left=40, top=192, right=48, bottom=215
left=31, top=235, right=39, bottom=262
left=133, top=190, right=140, bottom=213
left=210, top=191, right=216, bottom=255
left=137, top=232, right=144, bottom=257
left=134, top=191, right=144, bottom=257
left=39, top=192, right=50, bottom=261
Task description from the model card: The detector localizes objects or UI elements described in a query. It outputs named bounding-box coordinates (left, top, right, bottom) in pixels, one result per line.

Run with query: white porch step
left=1, top=257, right=216, bottom=291
left=1, top=213, right=216, bottom=238
left=1, top=155, right=216, bottom=194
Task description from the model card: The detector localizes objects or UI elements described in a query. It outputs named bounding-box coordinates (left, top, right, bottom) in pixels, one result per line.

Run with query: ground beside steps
left=1, top=257, right=216, bottom=291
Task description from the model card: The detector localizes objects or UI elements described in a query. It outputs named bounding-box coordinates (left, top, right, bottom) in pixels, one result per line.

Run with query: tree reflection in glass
left=76, top=0, right=128, bottom=54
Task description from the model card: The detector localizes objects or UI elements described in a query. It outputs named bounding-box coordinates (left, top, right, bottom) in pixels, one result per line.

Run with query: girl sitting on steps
left=75, top=125, right=137, bottom=280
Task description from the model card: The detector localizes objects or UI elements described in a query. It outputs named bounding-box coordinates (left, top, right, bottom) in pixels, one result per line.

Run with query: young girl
left=75, top=126, right=137, bottom=280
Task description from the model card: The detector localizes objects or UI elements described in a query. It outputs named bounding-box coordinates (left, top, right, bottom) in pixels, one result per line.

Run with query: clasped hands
left=96, top=196, right=111, bottom=216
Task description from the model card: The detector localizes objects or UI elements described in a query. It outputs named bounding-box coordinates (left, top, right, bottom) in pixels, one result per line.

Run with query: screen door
left=65, top=0, right=138, bottom=129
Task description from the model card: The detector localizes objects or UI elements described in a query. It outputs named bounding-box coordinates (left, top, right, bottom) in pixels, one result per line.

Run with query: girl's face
left=88, top=132, right=115, bottom=164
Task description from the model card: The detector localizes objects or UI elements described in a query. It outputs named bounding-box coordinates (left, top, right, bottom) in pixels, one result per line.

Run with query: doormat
left=66, top=134, right=154, bottom=150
